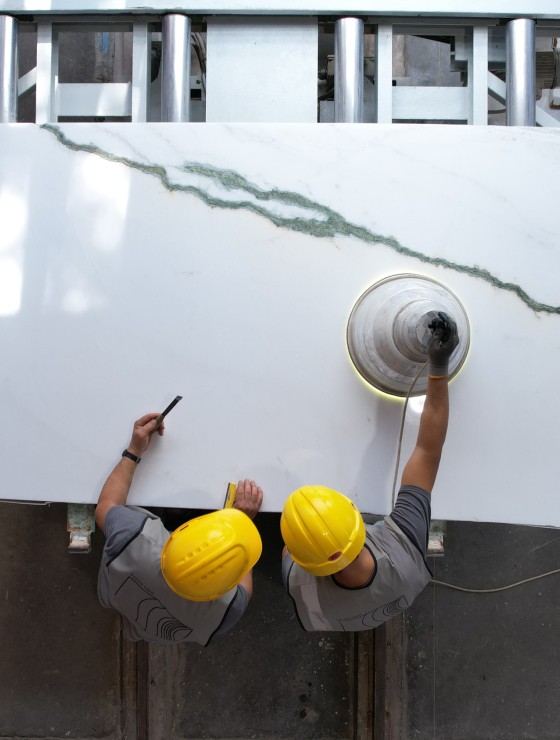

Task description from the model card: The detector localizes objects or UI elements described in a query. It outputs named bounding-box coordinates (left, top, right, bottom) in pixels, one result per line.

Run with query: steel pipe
left=161, top=13, right=192, bottom=122
left=335, top=17, right=364, bottom=123
left=506, top=18, right=536, bottom=126
left=0, top=15, right=18, bottom=122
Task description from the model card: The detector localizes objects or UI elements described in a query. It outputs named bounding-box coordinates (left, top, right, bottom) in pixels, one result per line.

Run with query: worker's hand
left=127, top=413, right=164, bottom=457
left=233, top=479, right=263, bottom=520
left=427, top=311, right=459, bottom=377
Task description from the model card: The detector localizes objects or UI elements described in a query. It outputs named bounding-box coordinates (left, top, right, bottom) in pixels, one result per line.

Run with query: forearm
left=95, top=413, right=163, bottom=531
left=416, top=375, right=449, bottom=458
left=401, top=311, right=456, bottom=493
left=401, top=375, right=449, bottom=492
left=95, top=456, right=137, bottom=529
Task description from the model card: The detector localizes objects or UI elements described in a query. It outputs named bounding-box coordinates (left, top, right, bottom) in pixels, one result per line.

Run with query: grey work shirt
left=98, top=506, right=248, bottom=644
left=284, top=486, right=433, bottom=632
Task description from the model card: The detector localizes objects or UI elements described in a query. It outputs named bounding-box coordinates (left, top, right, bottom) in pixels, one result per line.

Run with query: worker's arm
left=401, top=312, right=459, bottom=493
left=334, top=315, right=459, bottom=588
left=333, top=546, right=376, bottom=588
left=233, top=478, right=263, bottom=599
left=95, top=413, right=164, bottom=532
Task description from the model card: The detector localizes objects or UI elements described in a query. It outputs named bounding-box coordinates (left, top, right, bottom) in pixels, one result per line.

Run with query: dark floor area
left=0, top=503, right=121, bottom=739
left=1, top=503, right=559, bottom=739
left=0, top=504, right=356, bottom=740
left=406, top=521, right=560, bottom=740
left=152, top=511, right=356, bottom=740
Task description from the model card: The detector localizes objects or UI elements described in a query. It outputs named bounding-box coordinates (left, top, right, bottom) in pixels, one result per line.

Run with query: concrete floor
left=1, top=504, right=559, bottom=739
left=0, top=502, right=121, bottom=739
left=0, top=504, right=358, bottom=740
left=405, top=522, right=560, bottom=740
left=146, top=511, right=358, bottom=740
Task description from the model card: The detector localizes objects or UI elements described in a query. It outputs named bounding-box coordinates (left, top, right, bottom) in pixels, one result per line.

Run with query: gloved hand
left=427, top=311, right=459, bottom=377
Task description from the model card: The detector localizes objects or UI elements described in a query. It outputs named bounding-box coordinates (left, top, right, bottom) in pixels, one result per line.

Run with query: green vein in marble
left=42, top=123, right=560, bottom=315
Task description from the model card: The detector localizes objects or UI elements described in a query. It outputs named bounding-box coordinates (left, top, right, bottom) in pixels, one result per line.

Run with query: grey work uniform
left=283, top=486, right=432, bottom=632
left=98, top=506, right=248, bottom=645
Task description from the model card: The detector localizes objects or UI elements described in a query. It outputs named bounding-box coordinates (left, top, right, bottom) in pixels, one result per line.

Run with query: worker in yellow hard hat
left=95, top=413, right=263, bottom=646
left=281, top=312, right=459, bottom=631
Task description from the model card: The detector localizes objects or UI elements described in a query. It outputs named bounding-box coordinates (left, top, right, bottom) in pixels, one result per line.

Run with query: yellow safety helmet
left=161, top=508, right=262, bottom=602
left=281, top=486, right=365, bottom=576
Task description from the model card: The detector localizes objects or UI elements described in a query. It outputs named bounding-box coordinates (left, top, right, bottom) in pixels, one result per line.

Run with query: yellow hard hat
left=161, top=508, right=262, bottom=602
left=281, top=486, right=365, bottom=577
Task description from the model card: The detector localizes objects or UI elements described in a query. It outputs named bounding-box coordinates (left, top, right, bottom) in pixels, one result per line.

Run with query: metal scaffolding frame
left=0, top=15, right=18, bottom=121
left=1, top=1, right=560, bottom=17
left=1, top=8, right=560, bottom=125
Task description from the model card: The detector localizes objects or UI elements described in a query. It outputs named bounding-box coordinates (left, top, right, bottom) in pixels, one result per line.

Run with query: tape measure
left=223, top=482, right=236, bottom=508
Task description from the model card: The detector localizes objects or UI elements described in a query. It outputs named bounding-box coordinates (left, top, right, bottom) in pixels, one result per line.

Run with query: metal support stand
left=36, top=22, right=58, bottom=123
left=0, top=14, right=18, bottom=122
left=428, top=520, right=447, bottom=557
left=67, top=503, right=96, bottom=554
left=506, top=17, right=536, bottom=126
left=161, top=13, right=191, bottom=122
left=374, top=23, right=392, bottom=123
left=468, top=25, right=489, bottom=124
left=335, top=17, right=364, bottom=122
left=132, top=23, right=151, bottom=122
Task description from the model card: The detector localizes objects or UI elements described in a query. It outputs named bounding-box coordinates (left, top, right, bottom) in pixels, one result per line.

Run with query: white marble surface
left=1, top=122, right=560, bottom=527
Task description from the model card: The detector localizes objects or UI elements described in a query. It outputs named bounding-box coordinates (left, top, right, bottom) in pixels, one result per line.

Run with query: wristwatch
left=122, top=449, right=141, bottom=464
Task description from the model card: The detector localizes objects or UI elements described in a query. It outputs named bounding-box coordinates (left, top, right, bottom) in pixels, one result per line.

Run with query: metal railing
left=1, top=10, right=560, bottom=126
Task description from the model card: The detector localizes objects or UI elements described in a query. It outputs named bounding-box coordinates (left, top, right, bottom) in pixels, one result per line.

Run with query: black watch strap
left=122, top=449, right=141, bottom=464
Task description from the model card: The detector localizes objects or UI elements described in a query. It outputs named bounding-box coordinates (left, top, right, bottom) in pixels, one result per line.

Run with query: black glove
left=427, top=311, right=459, bottom=377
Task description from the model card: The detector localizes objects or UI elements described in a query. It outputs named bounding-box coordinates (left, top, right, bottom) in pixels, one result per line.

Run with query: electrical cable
left=392, top=364, right=560, bottom=594
left=432, top=569, right=560, bottom=593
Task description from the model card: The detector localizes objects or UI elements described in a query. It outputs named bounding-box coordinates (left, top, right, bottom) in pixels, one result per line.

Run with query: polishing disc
left=347, top=274, right=470, bottom=397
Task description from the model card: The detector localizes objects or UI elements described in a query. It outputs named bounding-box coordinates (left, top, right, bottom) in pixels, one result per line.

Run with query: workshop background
left=1, top=7, right=560, bottom=739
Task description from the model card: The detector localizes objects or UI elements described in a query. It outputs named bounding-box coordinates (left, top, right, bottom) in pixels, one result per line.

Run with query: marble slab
left=1, top=122, right=559, bottom=527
